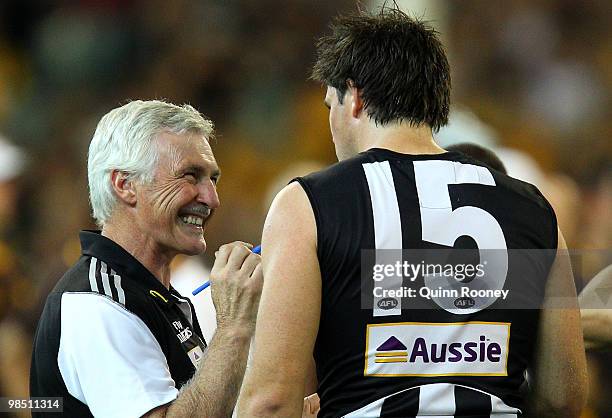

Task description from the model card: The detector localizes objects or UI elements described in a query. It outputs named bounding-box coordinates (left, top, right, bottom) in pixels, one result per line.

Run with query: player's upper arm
left=530, top=230, right=587, bottom=417
left=58, top=293, right=178, bottom=417
left=237, top=182, right=321, bottom=417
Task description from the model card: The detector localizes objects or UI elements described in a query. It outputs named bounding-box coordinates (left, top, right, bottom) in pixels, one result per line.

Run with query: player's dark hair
left=447, top=143, right=507, bottom=174
left=311, top=7, right=451, bottom=131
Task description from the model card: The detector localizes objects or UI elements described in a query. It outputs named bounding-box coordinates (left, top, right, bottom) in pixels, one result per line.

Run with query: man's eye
left=211, top=176, right=219, bottom=185
left=184, top=173, right=197, bottom=181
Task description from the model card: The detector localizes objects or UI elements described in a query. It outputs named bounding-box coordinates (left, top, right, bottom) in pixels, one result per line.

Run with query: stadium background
left=0, top=0, right=609, bottom=416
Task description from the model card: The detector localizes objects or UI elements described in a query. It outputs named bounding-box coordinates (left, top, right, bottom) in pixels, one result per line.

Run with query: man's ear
left=347, top=80, right=364, bottom=119
left=110, top=170, right=137, bottom=206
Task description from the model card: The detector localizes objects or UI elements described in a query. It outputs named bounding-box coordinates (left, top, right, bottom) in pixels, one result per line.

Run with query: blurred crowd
left=0, top=0, right=609, bottom=417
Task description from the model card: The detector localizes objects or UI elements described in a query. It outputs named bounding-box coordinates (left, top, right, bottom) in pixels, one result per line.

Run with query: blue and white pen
left=192, top=244, right=261, bottom=296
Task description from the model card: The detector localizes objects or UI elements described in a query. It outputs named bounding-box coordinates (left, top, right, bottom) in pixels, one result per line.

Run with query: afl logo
left=378, top=298, right=398, bottom=310
left=454, top=297, right=475, bottom=309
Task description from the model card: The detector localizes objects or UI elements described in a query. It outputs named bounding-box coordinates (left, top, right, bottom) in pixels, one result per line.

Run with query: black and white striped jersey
left=30, top=231, right=207, bottom=417
left=344, top=382, right=522, bottom=417
left=294, top=148, right=558, bottom=418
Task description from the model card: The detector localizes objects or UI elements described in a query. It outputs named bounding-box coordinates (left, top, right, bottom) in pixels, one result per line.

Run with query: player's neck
left=359, top=121, right=445, bottom=155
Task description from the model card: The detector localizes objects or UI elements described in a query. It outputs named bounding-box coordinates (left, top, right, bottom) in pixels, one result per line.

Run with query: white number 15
left=414, top=160, right=508, bottom=313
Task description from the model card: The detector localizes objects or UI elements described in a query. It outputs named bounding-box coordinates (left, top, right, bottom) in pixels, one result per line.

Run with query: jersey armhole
left=549, top=203, right=559, bottom=251
left=291, top=177, right=323, bottom=259
left=531, top=186, right=559, bottom=286
left=540, top=188, right=559, bottom=251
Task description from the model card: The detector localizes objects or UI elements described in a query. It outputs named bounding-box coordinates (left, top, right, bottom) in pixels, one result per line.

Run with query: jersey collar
left=79, top=230, right=181, bottom=307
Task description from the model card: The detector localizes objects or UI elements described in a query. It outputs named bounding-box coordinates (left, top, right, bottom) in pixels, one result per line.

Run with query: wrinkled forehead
left=155, top=130, right=218, bottom=173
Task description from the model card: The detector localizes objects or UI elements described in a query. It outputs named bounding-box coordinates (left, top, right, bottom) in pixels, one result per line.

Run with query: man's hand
left=302, top=394, right=320, bottom=418
left=144, top=242, right=263, bottom=418
left=210, top=242, right=263, bottom=334
left=579, top=264, right=612, bottom=350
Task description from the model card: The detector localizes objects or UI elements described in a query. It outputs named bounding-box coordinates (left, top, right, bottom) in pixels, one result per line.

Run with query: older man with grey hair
left=30, top=100, right=263, bottom=417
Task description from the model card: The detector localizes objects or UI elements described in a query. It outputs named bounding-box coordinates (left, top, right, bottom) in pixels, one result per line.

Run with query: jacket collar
left=79, top=230, right=182, bottom=307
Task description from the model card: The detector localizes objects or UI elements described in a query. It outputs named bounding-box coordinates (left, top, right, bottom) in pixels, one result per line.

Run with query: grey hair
left=87, top=100, right=214, bottom=227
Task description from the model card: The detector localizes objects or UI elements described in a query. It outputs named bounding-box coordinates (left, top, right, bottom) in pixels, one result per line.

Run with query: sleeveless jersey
left=294, top=148, right=557, bottom=418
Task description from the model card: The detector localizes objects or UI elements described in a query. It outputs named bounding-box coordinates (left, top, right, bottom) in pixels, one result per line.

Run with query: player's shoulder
left=452, top=151, right=552, bottom=212
left=296, top=151, right=373, bottom=189
left=495, top=172, right=551, bottom=210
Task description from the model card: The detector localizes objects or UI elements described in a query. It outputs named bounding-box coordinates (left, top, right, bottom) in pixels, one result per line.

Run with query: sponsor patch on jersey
left=187, top=346, right=204, bottom=368
left=364, top=321, right=510, bottom=377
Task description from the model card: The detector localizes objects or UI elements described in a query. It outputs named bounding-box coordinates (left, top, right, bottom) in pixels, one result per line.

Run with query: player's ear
left=347, top=80, right=364, bottom=119
left=110, top=170, right=137, bottom=206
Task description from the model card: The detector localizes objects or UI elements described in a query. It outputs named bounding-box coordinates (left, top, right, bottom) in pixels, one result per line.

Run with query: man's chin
left=173, top=233, right=207, bottom=256
left=174, top=223, right=207, bottom=254
left=182, top=240, right=207, bottom=256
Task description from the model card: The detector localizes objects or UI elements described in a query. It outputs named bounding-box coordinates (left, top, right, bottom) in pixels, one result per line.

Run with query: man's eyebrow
left=178, top=164, right=202, bottom=174
left=179, top=164, right=220, bottom=177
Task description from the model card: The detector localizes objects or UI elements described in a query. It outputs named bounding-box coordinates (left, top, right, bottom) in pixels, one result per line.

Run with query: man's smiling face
left=134, top=130, right=220, bottom=257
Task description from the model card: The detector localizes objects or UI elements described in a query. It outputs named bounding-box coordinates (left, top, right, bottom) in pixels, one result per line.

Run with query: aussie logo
left=365, top=322, right=510, bottom=377
left=374, top=336, right=408, bottom=363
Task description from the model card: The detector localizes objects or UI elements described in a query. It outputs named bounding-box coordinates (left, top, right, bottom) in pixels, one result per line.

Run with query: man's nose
left=196, top=179, right=220, bottom=209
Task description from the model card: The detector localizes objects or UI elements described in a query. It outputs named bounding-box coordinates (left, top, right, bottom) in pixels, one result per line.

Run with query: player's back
left=294, top=148, right=557, bottom=417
